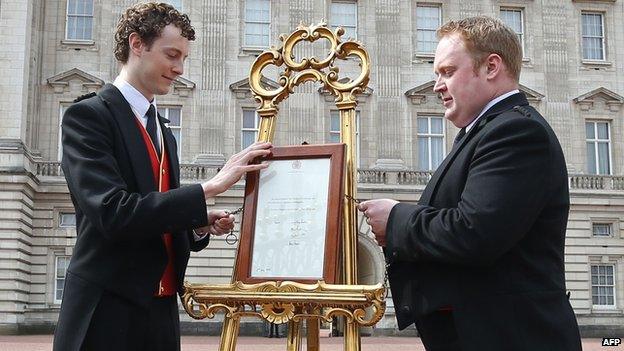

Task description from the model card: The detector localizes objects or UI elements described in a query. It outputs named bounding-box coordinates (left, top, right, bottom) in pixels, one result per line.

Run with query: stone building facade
left=0, top=0, right=622, bottom=336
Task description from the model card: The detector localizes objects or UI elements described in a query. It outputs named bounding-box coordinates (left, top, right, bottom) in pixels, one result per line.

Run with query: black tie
left=453, top=127, right=466, bottom=146
left=146, top=104, right=160, bottom=156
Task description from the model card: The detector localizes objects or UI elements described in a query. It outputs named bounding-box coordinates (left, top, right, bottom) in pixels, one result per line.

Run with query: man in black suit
left=359, top=16, right=581, bottom=351
left=53, top=3, right=271, bottom=351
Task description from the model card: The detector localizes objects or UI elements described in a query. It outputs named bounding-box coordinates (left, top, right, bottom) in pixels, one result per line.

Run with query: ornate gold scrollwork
left=183, top=280, right=386, bottom=327
left=248, top=21, right=370, bottom=117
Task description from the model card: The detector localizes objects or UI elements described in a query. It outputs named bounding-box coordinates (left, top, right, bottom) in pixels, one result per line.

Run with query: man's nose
left=172, top=60, right=184, bottom=75
left=433, top=77, right=445, bottom=92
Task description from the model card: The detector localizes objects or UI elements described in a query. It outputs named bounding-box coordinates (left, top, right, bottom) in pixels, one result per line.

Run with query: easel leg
left=219, top=315, right=240, bottom=351
left=343, top=320, right=361, bottom=351
left=286, top=320, right=302, bottom=351
left=306, top=318, right=320, bottom=351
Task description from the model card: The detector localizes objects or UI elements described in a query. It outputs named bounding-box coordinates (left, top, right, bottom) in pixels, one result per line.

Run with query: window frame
left=329, top=110, right=360, bottom=167
left=590, top=263, right=617, bottom=310
left=65, top=0, right=94, bottom=42
left=241, top=108, right=261, bottom=150
left=414, top=3, right=442, bottom=55
left=244, top=0, right=272, bottom=48
left=592, top=222, right=613, bottom=237
left=157, top=106, right=183, bottom=160
left=585, top=120, right=612, bottom=175
left=581, top=11, right=606, bottom=62
left=59, top=212, right=77, bottom=228
left=329, top=0, right=358, bottom=40
left=416, top=115, right=446, bottom=171
left=54, top=255, right=71, bottom=304
left=500, top=7, right=525, bottom=58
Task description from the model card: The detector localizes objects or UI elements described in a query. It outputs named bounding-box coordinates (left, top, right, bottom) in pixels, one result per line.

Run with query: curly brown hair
left=114, top=2, right=195, bottom=63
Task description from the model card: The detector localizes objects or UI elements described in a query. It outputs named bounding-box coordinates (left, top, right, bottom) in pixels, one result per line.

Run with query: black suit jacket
left=53, top=84, right=209, bottom=351
left=385, top=93, right=581, bottom=351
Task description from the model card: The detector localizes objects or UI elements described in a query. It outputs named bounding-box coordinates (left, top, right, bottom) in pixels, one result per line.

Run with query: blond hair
left=437, top=16, right=522, bottom=81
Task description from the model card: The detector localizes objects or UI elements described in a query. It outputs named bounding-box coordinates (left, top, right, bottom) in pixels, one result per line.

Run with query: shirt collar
left=465, top=89, right=520, bottom=132
left=113, top=76, right=157, bottom=118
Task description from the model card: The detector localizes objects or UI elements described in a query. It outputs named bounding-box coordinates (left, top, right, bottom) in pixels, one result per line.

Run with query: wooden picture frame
left=234, top=144, right=345, bottom=284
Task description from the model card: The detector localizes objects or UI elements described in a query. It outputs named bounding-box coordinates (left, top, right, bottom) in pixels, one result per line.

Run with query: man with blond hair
left=53, top=3, right=271, bottom=350
left=359, top=16, right=581, bottom=350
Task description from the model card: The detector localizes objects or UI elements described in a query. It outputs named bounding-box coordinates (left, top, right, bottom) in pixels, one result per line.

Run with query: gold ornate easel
left=183, top=21, right=385, bottom=351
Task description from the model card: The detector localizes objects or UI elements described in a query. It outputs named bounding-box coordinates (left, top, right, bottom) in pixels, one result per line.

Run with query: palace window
left=242, top=108, right=261, bottom=149
left=585, top=121, right=611, bottom=175
left=500, top=8, right=525, bottom=57
left=158, top=106, right=182, bottom=159
left=65, top=0, right=94, bottom=41
left=330, top=1, right=358, bottom=39
left=54, top=256, right=71, bottom=303
left=417, top=116, right=445, bottom=171
left=581, top=12, right=605, bottom=61
left=415, top=4, right=441, bottom=54
left=244, top=0, right=271, bottom=47
left=591, top=264, right=616, bottom=308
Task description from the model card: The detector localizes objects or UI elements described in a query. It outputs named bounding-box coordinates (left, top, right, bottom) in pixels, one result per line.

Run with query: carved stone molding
left=46, top=68, right=104, bottom=94
left=573, top=87, right=624, bottom=112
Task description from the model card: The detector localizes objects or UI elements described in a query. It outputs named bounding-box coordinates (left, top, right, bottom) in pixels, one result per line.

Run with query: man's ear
left=485, top=53, right=503, bottom=79
left=128, top=32, right=144, bottom=57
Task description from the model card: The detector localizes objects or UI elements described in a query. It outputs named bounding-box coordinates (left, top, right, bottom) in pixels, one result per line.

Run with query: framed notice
left=234, top=144, right=345, bottom=284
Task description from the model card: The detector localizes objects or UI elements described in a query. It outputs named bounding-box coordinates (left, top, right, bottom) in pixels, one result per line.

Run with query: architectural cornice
left=573, top=87, right=624, bottom=112
left=229, top=77, right=281, bottom=99
left=46, top=68, right=104, bottom=94
left=171, top=76, right=196, bottom=97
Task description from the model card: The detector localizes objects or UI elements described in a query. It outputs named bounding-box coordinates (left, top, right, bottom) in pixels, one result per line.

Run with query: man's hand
left=195, top=210, right=235, bottom=236
left=202, top=142, right=272, bottom=197
left=357, top=199, right=399, bottom=246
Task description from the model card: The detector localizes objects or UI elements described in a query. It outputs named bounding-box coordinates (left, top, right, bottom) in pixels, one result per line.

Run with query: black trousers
left=415, top=311, right=461, bottom=351
left=81, top=292, right=180, bottom=351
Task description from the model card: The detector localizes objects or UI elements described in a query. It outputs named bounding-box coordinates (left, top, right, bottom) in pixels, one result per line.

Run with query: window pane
left=597, top=122, right=609, bottom=139
left=246, top=0, right=270, bottom=22
left=168, top=108, right=181, bottom=126
left=585, top=122, right=595, bottom=139
left=329, top=133, right=340, bottom=143
left=501, top=10, right=522, bottom=34
left=431, top=118, right=443, bottom=134
left=242, top=131, right=256, bottom=149
left=330, top=114, right=340, bottom=132
left=431, top=137, right=444, bottom=170
left=417, top=118, right=429, bottom=133
left=597, top=142, right=610, bottom=174
left=59, top=213, right=76, bottom=227
left=330, top=1, right=357, bottom=38
left=418, top=137, right=429, bottom=170
left=586, top=142, right=596, bottom=174
left=172, top=129, right=181, bottom=148
left=593, top=223, right=612, bottom=236
left=243, top=110, right=256, bottom=128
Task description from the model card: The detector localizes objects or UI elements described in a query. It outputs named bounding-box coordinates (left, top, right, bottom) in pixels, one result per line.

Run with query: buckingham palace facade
left=0, top=0, right=622, bottom=336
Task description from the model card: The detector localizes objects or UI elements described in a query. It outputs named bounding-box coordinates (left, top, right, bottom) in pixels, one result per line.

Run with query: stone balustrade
left=32, top=161, right=624, bottom=191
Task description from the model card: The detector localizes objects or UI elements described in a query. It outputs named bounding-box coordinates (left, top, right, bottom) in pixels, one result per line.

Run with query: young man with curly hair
left=53, top=3, right=271, bottom=350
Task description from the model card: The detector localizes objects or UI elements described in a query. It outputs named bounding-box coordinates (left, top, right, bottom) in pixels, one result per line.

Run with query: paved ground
left=0, top=335, right=616, bottom=351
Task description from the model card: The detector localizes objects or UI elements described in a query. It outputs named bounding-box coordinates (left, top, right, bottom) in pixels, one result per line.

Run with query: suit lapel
left=97, top=84, right=157, bottom=194
left=159, top=115, right=180, bottom=189
left=419, top=92, right=529, bottom=205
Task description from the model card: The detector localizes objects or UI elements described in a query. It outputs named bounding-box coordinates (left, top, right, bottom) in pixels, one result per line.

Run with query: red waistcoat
left=135, top=118, right=176, bottom=296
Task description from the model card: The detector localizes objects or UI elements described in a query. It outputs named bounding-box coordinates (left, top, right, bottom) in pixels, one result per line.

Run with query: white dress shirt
left=113, top=76, right=207, bottom=240
left=113, top=76, right=162, bottom=151
left=465, top=89, right=520, bottom=132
